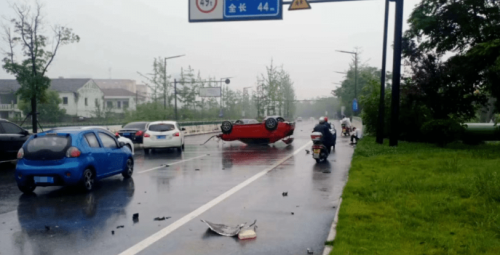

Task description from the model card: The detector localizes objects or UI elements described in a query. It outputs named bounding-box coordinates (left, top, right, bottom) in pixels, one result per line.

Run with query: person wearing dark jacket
left=313, top=117, right=335, bottom=153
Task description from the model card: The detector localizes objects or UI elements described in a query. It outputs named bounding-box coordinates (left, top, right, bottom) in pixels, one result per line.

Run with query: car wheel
left=265, top=118, right=278, bottom=131
left=182, top=143, right=185, bottom=151
left=82, top=169, right=95, bottom=192
left=122, top=158, right=133, bottom=178
left=144, top=148, right=150, bottom=154
left=18, top=180, right=36, bottom=194
left=221, top=121, right=233, bottom=134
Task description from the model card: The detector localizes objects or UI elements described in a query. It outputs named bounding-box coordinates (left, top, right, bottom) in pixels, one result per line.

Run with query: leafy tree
left=138, top=57, right=171, bottom=107
left=18, top=90, right=66, bottom=123
left=404, top=0, right=500, bottom=112
left=1, top=1, right=79, bottom=132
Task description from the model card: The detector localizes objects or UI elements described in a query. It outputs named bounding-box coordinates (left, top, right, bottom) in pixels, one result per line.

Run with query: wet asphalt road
left=0, top=121, right=354, bottom=255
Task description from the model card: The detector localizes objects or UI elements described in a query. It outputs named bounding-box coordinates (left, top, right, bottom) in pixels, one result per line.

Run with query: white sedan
left=142, top=121, right=185, bottom=154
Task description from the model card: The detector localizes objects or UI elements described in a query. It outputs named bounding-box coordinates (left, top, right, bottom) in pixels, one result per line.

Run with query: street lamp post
left=219, top=77, right=232, bottom=117
left=336, top=50, right=358, bottom=115
left=164, top=54, right=185, bottom=109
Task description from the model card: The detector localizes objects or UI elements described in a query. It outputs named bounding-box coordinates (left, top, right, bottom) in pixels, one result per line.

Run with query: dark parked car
left=0, top=119, right=30, bottom=162
left=117, top=122, right=148, bottom=144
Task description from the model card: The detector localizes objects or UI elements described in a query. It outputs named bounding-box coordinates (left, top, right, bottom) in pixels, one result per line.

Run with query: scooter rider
left=313, top=117, right=335, bottom=153
left=340, top=115, right=352, bottom=128
left=324, top=116, right=332, bottom=130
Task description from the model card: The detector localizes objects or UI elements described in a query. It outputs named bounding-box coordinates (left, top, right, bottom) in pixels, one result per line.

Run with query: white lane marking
left=118, top=141, right=312, bottom=255
left=137, top=154, right=208, bottom=174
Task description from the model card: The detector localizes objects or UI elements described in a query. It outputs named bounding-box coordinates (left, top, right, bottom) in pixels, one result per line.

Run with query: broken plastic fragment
left=282, top=192, right=288, bottom=197
left=117, top=225, right=124, bottom=229
left=238, top=229, right=257, bottom=240
left=154, top=217, right=171, bottom=221
left=201, top=220, right=245, bottom=237
left=133, top=213, right=139, bottom=223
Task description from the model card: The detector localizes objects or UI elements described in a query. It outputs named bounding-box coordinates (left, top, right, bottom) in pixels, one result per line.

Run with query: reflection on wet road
left=0, top=121, right=354, bottom=255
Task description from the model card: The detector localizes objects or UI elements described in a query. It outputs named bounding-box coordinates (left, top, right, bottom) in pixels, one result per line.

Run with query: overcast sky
left=0, top=0, right=420, bottom=100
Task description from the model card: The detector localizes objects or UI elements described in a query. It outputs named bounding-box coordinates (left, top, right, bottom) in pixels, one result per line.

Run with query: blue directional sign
left=352, top=98, right=359, bottom=112
left=224, top=0, right=282, bottom=20
left=189, top=0, right=283, bottom=22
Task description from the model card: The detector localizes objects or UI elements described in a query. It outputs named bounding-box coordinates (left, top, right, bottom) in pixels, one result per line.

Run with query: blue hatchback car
left=15, top=128, right=134, bottom=193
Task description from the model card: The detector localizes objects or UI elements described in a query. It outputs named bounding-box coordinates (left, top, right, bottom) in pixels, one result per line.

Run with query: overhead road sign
left=199, top=87, right=222, bottom=97
left=289, top=0, right=311, bottom=10
left=189, top=0, right=283, bottom=22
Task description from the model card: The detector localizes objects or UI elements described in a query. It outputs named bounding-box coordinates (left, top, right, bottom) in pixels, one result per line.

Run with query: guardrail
left=18, top=120, right=225, bottom=131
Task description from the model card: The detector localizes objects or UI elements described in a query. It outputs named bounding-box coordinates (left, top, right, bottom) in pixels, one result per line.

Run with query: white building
left=0, top=80, right=22, bottom=119
left=51, top=79, right=104, bottom=118
left=101, top=88, right=137, bottom=113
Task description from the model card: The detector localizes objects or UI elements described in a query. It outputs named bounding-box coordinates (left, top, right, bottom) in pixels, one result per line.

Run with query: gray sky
left=0, top=0, right=420, bottom=100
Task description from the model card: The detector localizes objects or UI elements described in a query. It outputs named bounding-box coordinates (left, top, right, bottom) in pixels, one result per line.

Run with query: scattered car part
left=154, top=217, right=171, bottom=221
left=201, top=220, right=245, bottom=237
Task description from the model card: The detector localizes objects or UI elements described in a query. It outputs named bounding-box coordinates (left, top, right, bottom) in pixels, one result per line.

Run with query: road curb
left=323, top=197, right=343, bottom=255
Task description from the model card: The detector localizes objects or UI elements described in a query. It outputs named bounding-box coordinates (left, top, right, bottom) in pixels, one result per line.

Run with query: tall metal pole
left=174, top=79, right=178, bottom=121
left=354, top=52, right=358, bottom=116
left=390, top=0, right=404, bottom=146
left=376, top=0, right=390, bottom=144
left=164, top=58, right=167, bottom=109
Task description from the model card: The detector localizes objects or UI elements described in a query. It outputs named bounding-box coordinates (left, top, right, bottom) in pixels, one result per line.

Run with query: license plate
left=123, top=133, right=130, bottom=136
left=34, top=176, right=54, bottom=183
left=157, top=135, right=166, bottom=139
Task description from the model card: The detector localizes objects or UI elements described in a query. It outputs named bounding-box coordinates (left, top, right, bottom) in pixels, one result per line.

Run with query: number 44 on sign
left=289, top=0, right=311, bottom=10
left=258, top=2, right=270, bottom=11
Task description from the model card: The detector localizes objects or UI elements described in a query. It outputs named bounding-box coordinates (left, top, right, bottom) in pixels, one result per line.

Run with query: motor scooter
left=311, top=132, right=329, bottom=163
left=341, top=124, right=351, bottom=137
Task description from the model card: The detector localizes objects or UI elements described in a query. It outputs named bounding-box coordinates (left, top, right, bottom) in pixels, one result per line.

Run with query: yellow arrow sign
left=289, top=0, right=311, bottom=10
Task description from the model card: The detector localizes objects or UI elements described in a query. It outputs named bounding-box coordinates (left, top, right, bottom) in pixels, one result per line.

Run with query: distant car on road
left=51, top=126, right=134, bottom=155
left=296, top=117, right=303, bottom=122
left=142, top=121, right=185, bottom=154
left=15, top=128, right=134, bottom=193
left=117, top=122, right=148, bottom=144
left=0, top=119, right=30, bottom=162
left=219, top=116, right=295, bottom=145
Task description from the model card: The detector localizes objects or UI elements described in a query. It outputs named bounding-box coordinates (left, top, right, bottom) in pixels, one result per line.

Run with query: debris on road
left=117, top=225, right=124, bottom=229
left=307, top=248, right=314, bottom=254
left=282, top=192, right=288, bottom=197
left=160, top=164, right=170, bottom=167
left=291, top=212, right=294, bottom=215
left=154, top=217, right=171, bottom=221
left=133, top=213, right=139, bottom=223
left=195, top=169, right=200, bottom=171
left=238, top=220, right=258, bottom=240
left=201, top=220, right=245, bottom=237
left=306, top=150, right=310, bottom=154
left=45, top=226, right=50, bottom=231
left=112, top=230, right=115, bottom=235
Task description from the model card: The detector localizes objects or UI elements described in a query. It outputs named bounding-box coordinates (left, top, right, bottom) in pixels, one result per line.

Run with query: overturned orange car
left=217, top=116, right=295, bottom=145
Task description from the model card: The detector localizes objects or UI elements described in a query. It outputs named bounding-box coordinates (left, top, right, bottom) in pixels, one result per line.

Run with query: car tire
left=144, top=148, right=150, bottom=154
left=265, top=118, right=278, bottom=131
left=18, top=180, right=36, bottom=194
left=182, top=143, right=185, bottom=151
left=82, top=169, right=95, bottom=192
left=122, top=158, right=134, bottom=178
left=221, top=121, right=233, bottom=134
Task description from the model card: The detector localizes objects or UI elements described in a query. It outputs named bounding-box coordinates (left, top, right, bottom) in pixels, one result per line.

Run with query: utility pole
left=390, top=0, right=404, bottom=146
left=174, top=79, right=178, bottom=121
left=376, top=0, right=390, bottom=144
left=336, top=50, right=359, bottom=116
left=163, top=54, right=185, bottom=110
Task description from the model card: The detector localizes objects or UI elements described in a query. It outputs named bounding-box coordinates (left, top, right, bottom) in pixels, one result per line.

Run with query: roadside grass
left=331, top=137, right=500, bottom=255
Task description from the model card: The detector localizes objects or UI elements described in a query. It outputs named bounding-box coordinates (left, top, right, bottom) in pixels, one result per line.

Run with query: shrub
left=421, top=119, right=466, bottom=146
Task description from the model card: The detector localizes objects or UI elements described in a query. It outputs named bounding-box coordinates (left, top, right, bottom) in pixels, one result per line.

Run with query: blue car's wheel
left=82, top=169, right=95, bottom=191
left=18, top=180, right=36, bottom=194
left=122, top=158, right=133, bottom=178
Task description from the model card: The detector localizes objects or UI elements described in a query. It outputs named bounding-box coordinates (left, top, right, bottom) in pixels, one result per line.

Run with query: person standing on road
left=351, top=127, right=360, bottom=144
left=313, top=117, right=335, bottom=153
